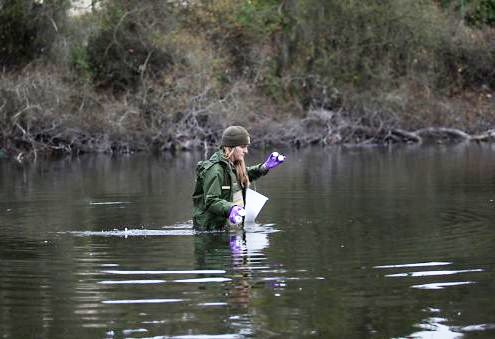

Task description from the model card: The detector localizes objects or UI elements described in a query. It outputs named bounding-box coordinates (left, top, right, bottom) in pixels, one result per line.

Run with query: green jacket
left=192, top=150, right=268, bottom=230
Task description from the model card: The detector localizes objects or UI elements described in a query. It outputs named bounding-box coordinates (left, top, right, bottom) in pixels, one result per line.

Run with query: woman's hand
left=262, top=152, right=286, bottom=170
left=229, top=205, right=246, bottom=224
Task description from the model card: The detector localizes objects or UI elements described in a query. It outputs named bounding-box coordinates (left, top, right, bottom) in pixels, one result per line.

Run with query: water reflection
left=407, top=316, right=463, bottom=339
left=228, top=232, right=255, bottom=309
left=411, top=282, right=475, bottom=290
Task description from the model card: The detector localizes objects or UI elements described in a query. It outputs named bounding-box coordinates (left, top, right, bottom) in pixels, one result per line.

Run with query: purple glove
left=228, top=205, right=246, bottom=224
left=262, top=152, right=286, bottom=170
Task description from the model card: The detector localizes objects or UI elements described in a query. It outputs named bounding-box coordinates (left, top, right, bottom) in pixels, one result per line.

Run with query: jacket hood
left=210, top=149, right=229, bottom=165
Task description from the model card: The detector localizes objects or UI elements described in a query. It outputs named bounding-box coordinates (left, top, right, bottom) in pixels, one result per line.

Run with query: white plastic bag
left=245, top=188, right=269, bottom=224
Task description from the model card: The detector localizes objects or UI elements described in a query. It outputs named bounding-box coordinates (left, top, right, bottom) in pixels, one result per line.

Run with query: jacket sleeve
left=203, top=164, right=233, bottom=217
left=247, top=163, right=269, bottom=182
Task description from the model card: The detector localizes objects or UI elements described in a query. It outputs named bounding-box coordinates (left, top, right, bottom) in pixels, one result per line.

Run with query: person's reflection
left=193, top=230, right=270, bottom=308
left=193, top=232, right=251, bottom=306
left=228, top=231, right=251, bottom=307
left=228, top=229, right=271, bottom=307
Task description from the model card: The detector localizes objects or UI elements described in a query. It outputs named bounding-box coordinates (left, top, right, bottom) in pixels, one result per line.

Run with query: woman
left=192, top=125, right=285, bottom=230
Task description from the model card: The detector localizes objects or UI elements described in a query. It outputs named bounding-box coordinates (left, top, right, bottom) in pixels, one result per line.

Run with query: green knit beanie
left=221, top=126, right=251, bottom=147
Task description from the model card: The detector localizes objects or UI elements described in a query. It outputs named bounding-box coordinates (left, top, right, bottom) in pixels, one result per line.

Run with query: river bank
left=1, top=1, right=494, bottom=161
left=1, top=67, right=494, bottom=161
left=2, top=105, right=495, bottom=162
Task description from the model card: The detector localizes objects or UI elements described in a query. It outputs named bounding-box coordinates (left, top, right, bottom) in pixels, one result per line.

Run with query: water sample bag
left=245, top=188, right=269, bottom=223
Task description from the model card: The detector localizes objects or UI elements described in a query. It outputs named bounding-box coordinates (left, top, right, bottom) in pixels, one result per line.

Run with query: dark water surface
left=1, top=144, right=494, bottom=338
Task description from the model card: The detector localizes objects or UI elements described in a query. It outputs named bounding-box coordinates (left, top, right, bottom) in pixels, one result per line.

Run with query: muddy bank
left=2, top=108, right=495, bottom=163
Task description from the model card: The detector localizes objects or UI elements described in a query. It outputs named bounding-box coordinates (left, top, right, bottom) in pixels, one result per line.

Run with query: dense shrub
left=247, top=0, right=495, bottom=113
left=0, top=0, right=69, bottom=67
left=440, top=28, right=495, bottom=89
left=86, top=1, right=176, bottom=92
left=184, top=0, right=284, bottom=81
left=438, top=0, right=495, bottom=26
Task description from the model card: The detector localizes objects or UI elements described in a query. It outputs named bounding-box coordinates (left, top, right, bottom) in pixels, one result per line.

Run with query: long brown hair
left=223, top=147, right=250, bottom=188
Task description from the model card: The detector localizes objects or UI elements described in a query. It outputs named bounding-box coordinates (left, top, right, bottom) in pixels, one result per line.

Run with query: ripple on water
left=62, top=228, right=195, bottom=237
left=385, top=269, right=483, bottom=278
left=59, top=222, right=279, bottom=238
left=440, top=207, right=492, bottom=226
left=101, top=270, right=226, bottom=275
left=405, top=307, right=495, bottom=338
left=374, top=261, right=485, bottom=292
left=102, top=299, right=184, bottom=304
left=98, top=280, right=166, bottom=285
left=407, top=317, right=462, bottom=339
left=411, top=281, right=476, bottom=290
left=373, top=262, right=452, bottom=269
left=456, top=324, right=495, bottom=332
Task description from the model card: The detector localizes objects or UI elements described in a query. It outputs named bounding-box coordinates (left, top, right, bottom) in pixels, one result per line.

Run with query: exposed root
left=471, top=129, right=495, bottom=142
left=387, top=127, right=493, bottom=144
left=252, top=109, right=495, bottom=148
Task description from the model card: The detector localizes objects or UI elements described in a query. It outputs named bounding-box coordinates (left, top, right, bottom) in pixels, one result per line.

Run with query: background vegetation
left=1, top=0, right=494, bottom=159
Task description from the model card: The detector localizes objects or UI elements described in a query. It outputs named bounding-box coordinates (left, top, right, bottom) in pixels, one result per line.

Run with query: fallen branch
left=386, top=127, right=488, bottom=144
left=389, top=129, right=422, bottom=143
left=471, top=129, right=495, bottom=142
left=415, top=127, right=471, bottom=141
